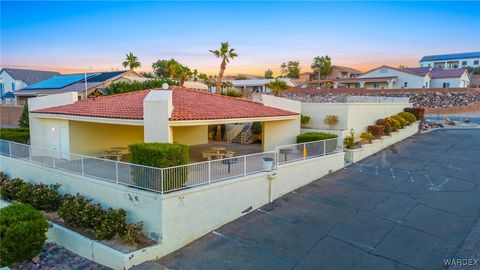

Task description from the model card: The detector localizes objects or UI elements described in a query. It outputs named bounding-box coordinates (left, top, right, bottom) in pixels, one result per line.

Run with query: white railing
left=226, top=124, right=245, bottom=142
left=0, top=137, right=342, bottom=194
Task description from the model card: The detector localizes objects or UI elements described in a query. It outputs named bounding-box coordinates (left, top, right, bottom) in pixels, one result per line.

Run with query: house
left=0, top=68, right=60, bottom=97
left=297, top=65, right=362, bottom=88
left=27, top=87, right=300, bottom=158
left=226, top=78, right=297, bottom=93
left=334, top=65, right=470, bottom=89
left=14, top=70, right=145, bottom=101
left=419, top=52, right=480, bottom=70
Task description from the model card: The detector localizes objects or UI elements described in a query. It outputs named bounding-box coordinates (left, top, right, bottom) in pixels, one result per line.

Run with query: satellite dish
left=162, top=83, right=169, bottom=90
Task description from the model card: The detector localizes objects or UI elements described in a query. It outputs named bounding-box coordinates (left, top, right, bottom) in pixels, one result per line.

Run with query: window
left=0, top=83, right=4, bottom=95
left=373, top=83, right=379, bottom=89
left=443, top=82, right=450, bottom=88
left=11, top=82, right=15, bottom=91
left=404, top=82, right=408, bottom=88
left=474, top=60, right=479, bottom=65
left=462, top=61, right=467, bottom=66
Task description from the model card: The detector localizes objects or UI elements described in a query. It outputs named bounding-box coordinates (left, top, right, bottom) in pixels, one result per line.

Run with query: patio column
left=144, top=90, right=173, bottom=143
left=359, top=82, right=365, bottom=88
left=388, top=80, right=394, bottom=89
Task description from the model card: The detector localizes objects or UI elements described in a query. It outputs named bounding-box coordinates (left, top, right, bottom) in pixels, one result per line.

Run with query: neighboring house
left=226, top=78, right=296, bottom=93
left=297, top=65, right=362, bottom=87
left=335, top=65, right=470, bottom=89
left=419, top=52, right=480, bottom=70
left=0, top=68, right=60, bottom=96
left=28, top=87, right=300, bottom=157
left=14, top=70, right=144, bottom=101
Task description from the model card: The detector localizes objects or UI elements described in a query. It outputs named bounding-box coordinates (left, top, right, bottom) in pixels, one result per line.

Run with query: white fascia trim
left=30, top=113, right=144, bottom=126
left=169, top=115, right=298, bottom=126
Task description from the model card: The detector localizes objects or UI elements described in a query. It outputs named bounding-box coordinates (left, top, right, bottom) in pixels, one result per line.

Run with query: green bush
left=106, top=79, right=178, bottom=95
left=344, top=134, right=355, bottom=149
left=385, top=117, right=401, bottom=131
left=19, top=104, right=29, bottom=128
left=391, top=115, right=408, bottom=128
left=398, top=112, right=416, bottom=124
left=301, top=115, right=311, bottom=127
left=367, top=125, right=385, bottom=138
left=0, top=128, right=30, bottom=144
left=296, top=132, right=338, bottom=143
left=58, top=194, right=103, bottom=229
left=94, top=208, right=127, bottom=240
left=223, top=89, right=244, bottom=98
left=251, top=122, right=262, bottom=135
left=360, top=132, right=373, bottom=143
left=404, top=107, right=425, bottom=120
left=0, top=203, right=48, bottom=267
left=0, top=178, right=62, bottom=212
left=120, top=222, right=144, bottom=245
left=376, top=119, right=392, bottom=135
left=129, top=143, right=189, bottom=192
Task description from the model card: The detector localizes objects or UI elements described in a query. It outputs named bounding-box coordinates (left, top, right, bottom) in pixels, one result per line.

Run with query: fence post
left=52, top=149, right=56, bottom=168
left=81, top=156, right=84, bottom=175
left=29, top=145, right=32, bottom=161
left=208, top=161, right=211, bottom=184
left=8, top=141, right=11, bottom=157
left=161, top=168, right=164, bottom=194
left=303, top=143, right=306, bottom=160
left=244, top=155, right=247, bottom=176
left=115, top=162, right=119, bottom=184
left=323, top=140, right=326, bottom=156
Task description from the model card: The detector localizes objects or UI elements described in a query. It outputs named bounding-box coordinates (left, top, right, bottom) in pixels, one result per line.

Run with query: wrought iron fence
left=0, top=137, right=342, bottom=194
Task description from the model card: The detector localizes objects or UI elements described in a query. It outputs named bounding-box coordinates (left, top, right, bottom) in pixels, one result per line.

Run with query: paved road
left=158, top=129, right=480, bottom=270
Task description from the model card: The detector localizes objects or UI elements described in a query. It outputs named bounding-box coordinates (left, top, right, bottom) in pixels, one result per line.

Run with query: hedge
left=0, top=203, right=48, bottom=266
left=404, top=107, right=425, bottom=120
left=0, top=128, right=30, bottom=144
left=376, top=119, right=392, bottom=135
left=386, top=117, right=401, bottom=131
left=129, top=143, right=189, bottom=191
left=367, top=125, right=385, bottom=139
left=391, top=115, right=408, bottom=128
left=398, top=112, right=416, bottom=124
left=296, top=132, right=338, bottom=143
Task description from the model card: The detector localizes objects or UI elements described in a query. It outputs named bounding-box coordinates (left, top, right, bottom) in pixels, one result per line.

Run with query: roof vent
left=162, top=83, right=169, bottom=90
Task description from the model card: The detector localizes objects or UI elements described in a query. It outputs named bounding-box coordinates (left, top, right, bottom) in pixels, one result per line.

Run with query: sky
left=1, top=1, right=479, bottom=76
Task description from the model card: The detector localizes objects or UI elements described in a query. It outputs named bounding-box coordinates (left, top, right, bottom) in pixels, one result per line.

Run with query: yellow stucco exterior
left=171, top=126, right=208, bottom=146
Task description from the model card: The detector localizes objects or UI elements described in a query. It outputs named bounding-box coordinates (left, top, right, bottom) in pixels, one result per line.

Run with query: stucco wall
left=69, top=121, right=144, bottom=156
left=359, top=67, right=428, bottom=88
left=171, top=125, right=208, bottom=145
left=262, top=116, right=301, bottom=151
left=430, top=72, right=470, bottom=88
left=0, top=156, right=163, bottom=241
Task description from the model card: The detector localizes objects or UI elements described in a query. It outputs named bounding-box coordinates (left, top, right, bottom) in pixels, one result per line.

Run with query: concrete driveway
left=158, top=129, right=480, bottom=270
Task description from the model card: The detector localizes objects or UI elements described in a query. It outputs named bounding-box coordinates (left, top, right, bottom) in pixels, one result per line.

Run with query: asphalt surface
left=158, top=129, right=480, bottom=270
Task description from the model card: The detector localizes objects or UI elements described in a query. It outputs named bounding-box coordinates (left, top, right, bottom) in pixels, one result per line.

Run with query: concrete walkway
left=157, top=129, right=480, bottom=270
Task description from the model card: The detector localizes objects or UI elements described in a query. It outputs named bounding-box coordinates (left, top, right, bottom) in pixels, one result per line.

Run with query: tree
left=398, top=65, right=408, bottom=69
left=19, top=103, right=29, bottom=128
left=122, top=52, right=141, bottom=70
left=152, top=59, right=170, bottom=78
left=139, top=72, right=155, bottom=78
left=176, top=65, right=192, bottom=87
left=198, top=73, right=208, bottom=82
left=280, top=61, right=301, bottom=79
left=167, top=58, right=180, bottom=80
left=209, top=42, right=238, bottom=94
left=311, top=55, right=332, bottom=81
left=266, top=78, right=290, bottom=96
left=264, top=69, right=274, bottom=79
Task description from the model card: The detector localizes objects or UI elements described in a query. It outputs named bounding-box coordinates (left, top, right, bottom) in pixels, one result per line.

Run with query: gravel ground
left=11, top=243, right=111, bottom=270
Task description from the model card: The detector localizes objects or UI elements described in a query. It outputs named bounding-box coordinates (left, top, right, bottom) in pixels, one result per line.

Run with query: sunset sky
left=1, top=1, right=479, bottom=76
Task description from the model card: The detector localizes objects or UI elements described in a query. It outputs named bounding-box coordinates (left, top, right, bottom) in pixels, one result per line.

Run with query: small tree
left=266, top=78, right=290, bottom=96
left=19, top=103, right=29, bottom=128
left=264, top=69, right=274, bottom=79
left=301, top=115, right=311, bottom=128
left=0, top=203, right=48, bottom=267
left=323, top=115, right=339, bottom=129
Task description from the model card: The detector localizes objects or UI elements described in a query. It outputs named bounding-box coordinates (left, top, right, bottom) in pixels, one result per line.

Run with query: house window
left=443, top=82, right=450, bottom=88
left=474, top=60, right=479, bottom=65
left=0, top=83, right=4, bottom=95
left=462, top=61, right=467, bottom=66
left=373, top=83, right=379, bottom=88
left=404, top=82, right=408, bottom=88
left=11, top=83, right=15, bottom=91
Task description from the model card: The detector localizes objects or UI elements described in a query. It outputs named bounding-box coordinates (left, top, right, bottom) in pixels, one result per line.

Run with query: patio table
left=210, top=146, right=227, bottom=153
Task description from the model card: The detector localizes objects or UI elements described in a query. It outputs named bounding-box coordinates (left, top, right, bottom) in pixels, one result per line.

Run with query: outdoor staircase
left=231, top=123, right=256, bottom=144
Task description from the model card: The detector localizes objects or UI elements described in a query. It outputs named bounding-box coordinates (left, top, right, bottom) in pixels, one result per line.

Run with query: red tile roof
left=32, top=88, right=298, bottom=121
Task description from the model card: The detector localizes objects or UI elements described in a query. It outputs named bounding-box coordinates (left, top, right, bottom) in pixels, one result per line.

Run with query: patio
left=188, top=141, right=262, bottom=163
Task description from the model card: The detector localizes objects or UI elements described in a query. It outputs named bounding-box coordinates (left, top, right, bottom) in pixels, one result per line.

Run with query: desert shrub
left=398, top=112, right=416, bottom=124
left=0, top=128, right=30, bottom=144
left=386, top=117, right=401, bottom=131
left=301, top=115, right=311, bottom=127
left=106, top=79, right=178, bottom=95
left=360, top=132, right=373, bottom=143
left=129, top=143, right=189, bottom=191
left=323, top=115, right=339, bottom=129
left=376, top=119, right=392, bottom=135
left=343, top=134, right=355, bottom=149
left=0, top=172, right=7, bottom=185
left=404, top=107, right=425, bottom=120
left=392, top=115, right=408, bottom=128
left=0, top=203, right=48, bottom=267
left=251, top=122, right=262, bottom=135
left=367, top=125, right=385, bottom=138
left=58, top=194, right=103, bottom=229
left=94, top=208, right=127, bottom=240
left=296, top=132, right=338, bottom=143
left=120, top=222, right=144, bottom=245
left=1, top=178, right=62, bottom=212
left=223, top=89, right=243, bottom=98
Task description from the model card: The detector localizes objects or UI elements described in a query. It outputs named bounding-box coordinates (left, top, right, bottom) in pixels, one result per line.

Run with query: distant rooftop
left=420, top=52, right=480, bottom=62
left=0, top=68, right=60, bottom=85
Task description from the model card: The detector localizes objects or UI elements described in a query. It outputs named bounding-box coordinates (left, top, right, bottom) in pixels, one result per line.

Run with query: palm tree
left=266, top=78, right=290, bottom=96
left=209, top=42, right=238, bottom=94
left=176, top=65, right=192, bottom=87
left=122, top=52, right=141, bottom=70
left=167, top=59, right=180, bottom=80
